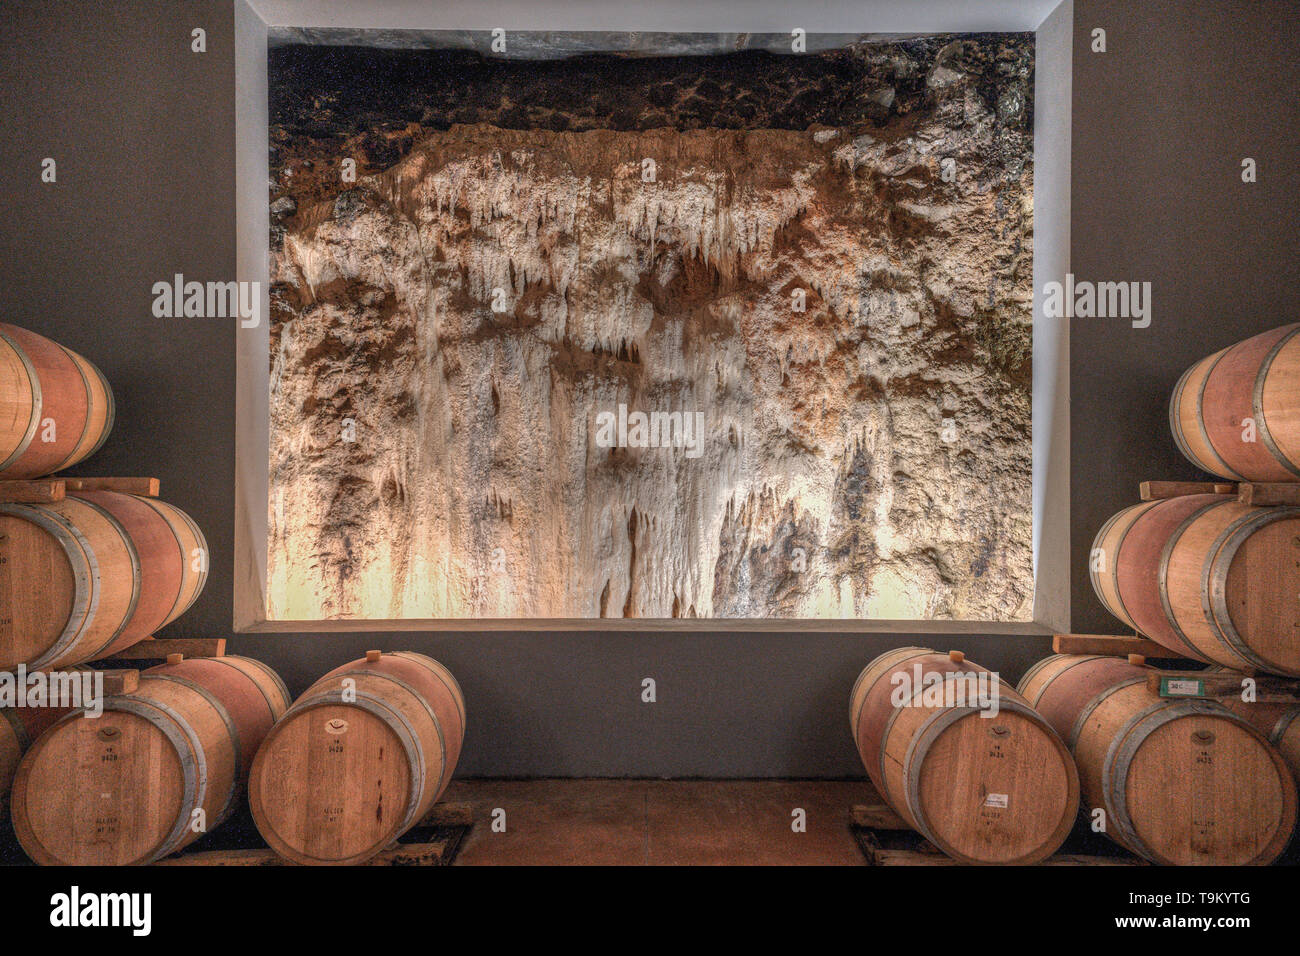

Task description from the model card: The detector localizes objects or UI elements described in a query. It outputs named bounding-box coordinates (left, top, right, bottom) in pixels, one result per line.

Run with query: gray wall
left=1, top=0, right=1296, bottom=776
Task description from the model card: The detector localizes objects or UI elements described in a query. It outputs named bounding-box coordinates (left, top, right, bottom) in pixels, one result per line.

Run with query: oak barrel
left=249, top=650, right=466, bottom=865
left=1018, top=654, right=1297, bottom=865
left=849, top=647, right=1079, bottom=865
left=1170, top=323, right=1300, bottom=481
left=0, top=322, right=114, bottom=479
left=10, top=655, right=290, bottom=865
left=0, top=491, right=208, bottom=670
left=1090, top=494, right=1300, bottom=675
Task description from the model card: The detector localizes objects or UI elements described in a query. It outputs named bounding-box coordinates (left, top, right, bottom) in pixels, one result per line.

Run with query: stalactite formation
left=267, top=34, right=1035, bottom=620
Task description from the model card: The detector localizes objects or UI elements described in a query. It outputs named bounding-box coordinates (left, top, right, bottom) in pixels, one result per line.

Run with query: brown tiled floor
left=443, top=779, right=872, bottom=865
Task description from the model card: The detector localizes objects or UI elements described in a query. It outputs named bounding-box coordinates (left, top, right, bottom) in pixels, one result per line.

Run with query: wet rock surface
left=267, top=35, right=1035, bottom=621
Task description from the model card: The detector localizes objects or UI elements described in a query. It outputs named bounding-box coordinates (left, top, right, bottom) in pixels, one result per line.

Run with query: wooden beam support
left=849, top=804, right=910, bottom=832
left=97, top=669, right=139, bottom=696
left=62, top=477, right=160, bottom=497
left=1140, top=480, right=1236, bottom=501
left=97, top=637, right=226, bottom=662
left=1051, top=634, right=1185, bottom=659
left=1237, top=482, right=1300, bottom=507
left=0, top=479, right=65, bottom=503
left=1147, top=670, right=1300, bottom=703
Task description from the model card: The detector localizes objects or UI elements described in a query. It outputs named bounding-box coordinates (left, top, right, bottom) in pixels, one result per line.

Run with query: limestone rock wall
left=267, top=36, right=1034, bottom=621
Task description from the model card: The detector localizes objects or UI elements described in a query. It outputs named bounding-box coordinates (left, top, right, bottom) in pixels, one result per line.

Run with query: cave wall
left=1, top=0, right=1297, bottom=775
left=266, top=38, right=1036, bottom=621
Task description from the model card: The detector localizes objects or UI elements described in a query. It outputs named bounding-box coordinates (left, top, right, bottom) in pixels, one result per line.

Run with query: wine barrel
left=0, top=491, right=208, bottom=670
left=0, top=323, right=114, bottom=479
left=849, top=647, right=1078, bottom=865
left=10, top=654, right=290, bottom=865
left=1018, top=654, right=1296, bottom=865
left=249, top=650, right=466, bottom=865
left=1171, top=324, right=1300, bottom=482
left=1090, top=494, right=1300, bottom=675
left=0, top=665, right=94, bottom=818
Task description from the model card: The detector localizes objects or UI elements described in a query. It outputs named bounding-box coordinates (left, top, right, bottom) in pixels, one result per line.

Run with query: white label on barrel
left=984, top=793, right=1008, bottom=809
left=1165, top=679, right=1202, bottom=697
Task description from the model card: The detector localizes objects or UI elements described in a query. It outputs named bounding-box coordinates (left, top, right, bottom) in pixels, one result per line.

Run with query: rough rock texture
left=267, top=36, right=1034, bottom=620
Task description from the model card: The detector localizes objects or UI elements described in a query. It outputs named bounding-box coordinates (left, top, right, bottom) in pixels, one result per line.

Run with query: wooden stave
left=1220, top=699, right=1300, bottom=786
left=1170, top=346, right=1245, bottom=481
left=852, top=648, right=1078, bottom=865
left=1112, top=496, right=1211, bottom=658
left=69, top=491, right=181, bottom=655
left=1258, top=328, right=1300, bottom=473
left=1089, top=502, right=1160, bottom=634
left=1021, top=654, right=1297, bottom=865
left=130, top=496, right=209, bottom=626
left=54, top=347, right=113, bottom=472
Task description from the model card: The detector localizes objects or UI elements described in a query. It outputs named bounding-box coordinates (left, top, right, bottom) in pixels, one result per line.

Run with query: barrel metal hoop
left=1102, top=504, right=1158, bottom=630
left=1252, top=325, right=1300, bottom=478
left=1194, top=348, right=1247, bottom=481
left=291, top=689, right=427, bottom=835
left=849, top=647, right=930, bottom=734
left=145, top=674, right=240, bottom=826
left=1016, top=654, right=1098, bottom=707
left=1168, top=365, right=1201, bottom=467
left=208, top=656, right=289, bottom=720
left=3, top=503, right=98, bottom=670
left=1067, top=677, right=1147, bottom=753
left=103, top=696, right=208, bottom=863
left=83, top=356, right=115, bottom=460
left=1157, top=499, right=1229, bottom=658
left=50, top=344, right=94, bottom=473
left=0, top=329, right=42, bottom=472
left=68, top=495, right=143, bottom=662
left=129, top=496, right=189, bottom=626
left=1271, top=707, right=1300, bottom=743
left=390, top=651, right=466, bottom=733
left=0, top=705, right=30, bottom=749
left=1205, top=507, right=1300, bottom=672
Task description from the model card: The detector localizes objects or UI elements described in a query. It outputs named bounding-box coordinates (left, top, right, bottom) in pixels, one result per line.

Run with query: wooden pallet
left=1052, top=633, right=1183, bottom=659
left=1147, top=669, right=1300, bottom=703
left=91, top=636, right=227, bottom=665
left=1138, top=478, right=1300, bottom=507
left=155, top=803, right=475, bottom=867
left=849, top=804, right=1145, bottom=866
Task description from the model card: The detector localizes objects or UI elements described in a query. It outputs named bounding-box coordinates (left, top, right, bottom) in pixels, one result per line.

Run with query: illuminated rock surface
left=267, top=36, right=1034, bottom=620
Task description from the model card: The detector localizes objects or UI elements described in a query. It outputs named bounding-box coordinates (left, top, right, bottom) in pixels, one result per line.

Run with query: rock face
left=267, top=36, right=1035, bottom=621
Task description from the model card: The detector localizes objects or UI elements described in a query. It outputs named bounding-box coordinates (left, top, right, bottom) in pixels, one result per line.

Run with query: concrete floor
left=443, top=779, right=872, bottom=865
